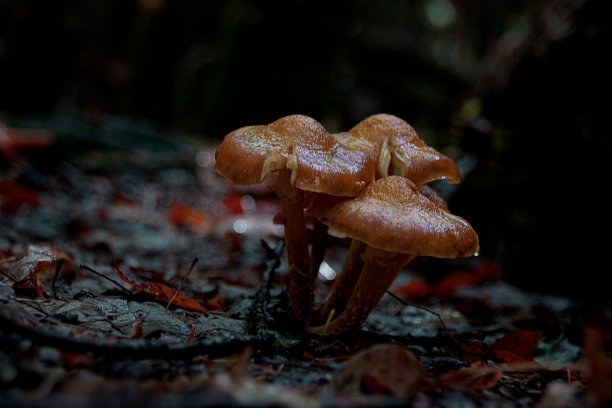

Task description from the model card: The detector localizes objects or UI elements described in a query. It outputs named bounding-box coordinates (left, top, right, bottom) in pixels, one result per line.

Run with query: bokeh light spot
left=233, top=218, right=249, bottom=234
left=425, top=0, right=456, bottom=28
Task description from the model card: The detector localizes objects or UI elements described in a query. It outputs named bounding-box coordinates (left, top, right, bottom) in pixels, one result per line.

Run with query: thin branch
left=385, top=290, right=448, bottom=332
left=0, top=297, right=250, bottom=360
left=166, top=257, right=199, bottom=310
left=51, top=258, right=65, bottom=297
left=247, top=240, right=284, bottom=336
left=79, top=264, right=132, bottom=296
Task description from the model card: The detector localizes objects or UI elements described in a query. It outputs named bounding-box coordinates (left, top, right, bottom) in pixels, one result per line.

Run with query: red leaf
left=14, top=269, right=45, bottom=297
left=186, top=326, right=197, bottom=342
left=438, top=363, right=503, bottom=391
left=432, top=271, right=486, bottom=297
left=168, top=202, right=211, bottom=232
left=492, top=329, right=542, bottom=363
left=460, top=340, right=489, bottom=356
left=222, top=192, right=244, bottom=214
left=9, top=244, right=79, bottom=298
left=60, top=352, right=91, bottom=369
left=204, top=295, right=226, bottom=311
left=493, top=350, right=528, bottom=363
left=360, top=373, right=393, bottom=395
left=0, top=125, right=54, bottom=160
left=392, top=279, right=432, bottom=297
left=393, top=260, right=503, bottom=297
left=0, top=180, right=40, bottom=212
left=115, top=264, right=207, bottom=313
left=130, top=322, right=143, bottom=339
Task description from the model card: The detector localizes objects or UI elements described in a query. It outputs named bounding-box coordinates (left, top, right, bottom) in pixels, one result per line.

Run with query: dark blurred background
left=1, top=0, right=610, bottom=303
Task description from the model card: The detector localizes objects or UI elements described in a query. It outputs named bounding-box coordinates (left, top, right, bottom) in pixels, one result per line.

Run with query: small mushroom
left=215, top=115, right=374, bottom=323
left=307, top=176, right=479, bottom=334
left=337, top=113, right=461, bottom=183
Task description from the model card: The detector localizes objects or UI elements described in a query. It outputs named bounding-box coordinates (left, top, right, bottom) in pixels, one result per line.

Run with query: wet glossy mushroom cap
left=307, top=176, right=479, bottom=258
left=214, top=124, right=286, bottom=186
left=346, top=114, right=461, bottom=184
left=215, top=114, right=375, bottom=196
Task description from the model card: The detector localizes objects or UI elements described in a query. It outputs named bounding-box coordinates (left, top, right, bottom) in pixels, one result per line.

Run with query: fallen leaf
left=204, top=295, right=226, bottom=311
left=114, top=263, right=208, bottom=313
left=438, top=362, right=503, bottom=391
left=222, top=192, right=244, bottom=214
left=60, top=352, right=91, bottom=369
left=131, top=321, right=143, bottom=339
left=392, top=279, right=432, bottom=297
left=9, top=244, right=79, bottom=297
left=460, top=339, right=489, bottom=356
left=0, top=180, right=40, bottom=212
left=360, top=373, right=393, bottom=395
left=432, top=271, right=487, bottom=297
left=168, top=202, right=211, bottom=232
left=0, top=124, right=54, bottom=160
left=492, top=329, right=542, bottom=363
left=332, top=344, right=424, bottom=397
left=393, top=260, right=503, bottom=297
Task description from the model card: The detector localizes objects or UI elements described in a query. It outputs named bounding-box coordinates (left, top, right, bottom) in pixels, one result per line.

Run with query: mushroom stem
left=315, top=239, right=367, bottom=325
left=309, top=246, right=413, bottom=335
left=309, top=220, right=329, bottom=285
left=272, top=170, right=312, bottom=324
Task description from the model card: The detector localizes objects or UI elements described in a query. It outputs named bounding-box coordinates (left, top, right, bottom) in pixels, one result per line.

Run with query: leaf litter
left=0, top=116, right=610, bottom=407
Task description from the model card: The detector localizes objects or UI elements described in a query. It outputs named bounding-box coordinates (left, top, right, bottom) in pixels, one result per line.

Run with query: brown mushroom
left=316, top=114, right=462, bottom=324
left=215, top=115, right=374, bottom=323
left=337, top=113, right=461, bottom=183
left=307, top=176, right=479, bottom=334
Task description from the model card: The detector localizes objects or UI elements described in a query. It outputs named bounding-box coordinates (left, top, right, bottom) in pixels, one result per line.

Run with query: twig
left=79, top=264, right=132, bottom=296
left=10, top=296, right=54, bottom=321
left=247, top=239, right=284, bottom=336
left=166, top=257, right=198, bottom=310
left=0, top=297, right=250, bottom=360
left=386, top=290, right=448, bottom=332
left=51, top=258, right=65, bottom=297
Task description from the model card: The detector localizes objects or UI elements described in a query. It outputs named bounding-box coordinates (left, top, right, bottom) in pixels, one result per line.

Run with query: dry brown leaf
left=332, top=343, right=424, bottom=396
left=438, top=362, right=503, bottom=391
left=492, top=329, right=542, bottom=363
left=114, top=263, right=208, bottom=313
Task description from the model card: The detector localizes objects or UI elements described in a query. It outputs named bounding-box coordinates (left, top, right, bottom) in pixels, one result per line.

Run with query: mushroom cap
left=307, top=176, right=479, bottom=258
left=215, top=115, right=374, bottom=196
left=348, top=114, right=461, bottom=184
left=215, top=124, right=286, bottom=186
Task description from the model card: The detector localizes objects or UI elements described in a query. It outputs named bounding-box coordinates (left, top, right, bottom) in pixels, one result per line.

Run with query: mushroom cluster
left=215, top=114, right=478, bottom=334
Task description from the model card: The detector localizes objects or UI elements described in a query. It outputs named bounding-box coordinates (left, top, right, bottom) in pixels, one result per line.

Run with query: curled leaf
left=9, top=244, right=79, bottom=297
left=114, top=263, right=207, bottom=313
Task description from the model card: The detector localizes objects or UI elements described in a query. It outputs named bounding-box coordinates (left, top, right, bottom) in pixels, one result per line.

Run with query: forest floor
left=1, top=116, right=611, bottom=407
